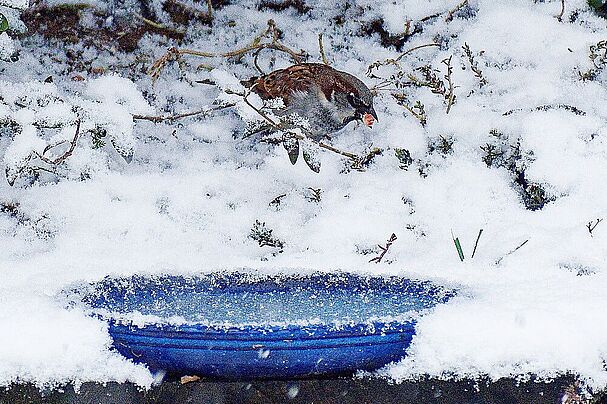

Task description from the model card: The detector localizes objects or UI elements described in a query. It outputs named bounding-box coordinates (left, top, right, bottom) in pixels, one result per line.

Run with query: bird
left=242, top=63, right=378, bottom=141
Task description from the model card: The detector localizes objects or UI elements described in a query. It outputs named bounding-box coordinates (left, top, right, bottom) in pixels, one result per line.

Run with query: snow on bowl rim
left=62, top=271, right=457, bottom=336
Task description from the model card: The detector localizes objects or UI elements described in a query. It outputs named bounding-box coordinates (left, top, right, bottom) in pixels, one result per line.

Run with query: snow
left=0, top=32, right=14, bottom=61
left=0, top=0, right=607, bottom=393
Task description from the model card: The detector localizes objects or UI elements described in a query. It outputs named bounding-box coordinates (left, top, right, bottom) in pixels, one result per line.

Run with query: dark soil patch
left=21, top=4, right=184, bottom=53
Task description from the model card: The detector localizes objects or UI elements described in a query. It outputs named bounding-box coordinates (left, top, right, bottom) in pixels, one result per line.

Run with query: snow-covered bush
left=0, top=75, right=153, bottom=185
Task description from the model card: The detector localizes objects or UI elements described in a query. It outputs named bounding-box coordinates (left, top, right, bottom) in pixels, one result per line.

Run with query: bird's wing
left=250, top=64, right=346, bottom=105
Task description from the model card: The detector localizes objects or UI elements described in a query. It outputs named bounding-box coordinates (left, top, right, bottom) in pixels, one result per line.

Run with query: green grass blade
left=0, top=14, right=8, bottom=34
left=453, top=237, right=465, bottom=262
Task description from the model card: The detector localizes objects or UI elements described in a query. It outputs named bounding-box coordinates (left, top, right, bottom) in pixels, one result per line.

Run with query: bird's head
left=331, top=72, right=378, bottom=129
left=346, top=91, right=378, bottom=128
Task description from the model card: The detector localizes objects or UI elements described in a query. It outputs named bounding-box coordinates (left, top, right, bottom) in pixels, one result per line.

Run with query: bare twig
left=136, top=13, right=185, bottom=36
left=445, top=0, right=469, bottom=22
left=253, top=48, right=265, bottom=74
left=556, top=0, right=565, bottom=22
left=369, top=233, right=397, bottom=263
left=318, top=33, right=329, bottom=65
left=35, top=120, right=81, bottom=165
left=587, top=218, right=603, bottom=237
left=132, top=103, right=235, bottom=123
left=269, top=193, right=287, bottom=208
left=495, top=239, right=529, bottom=265
left=206, top=0, right=213, bottom=20
left=396, top=43, right=440, bottom=62
left=149, top=20, right=305, bottom=81
left=367, top=42, right=439, bottom=77
left=471, top=229, right=484, bottom=259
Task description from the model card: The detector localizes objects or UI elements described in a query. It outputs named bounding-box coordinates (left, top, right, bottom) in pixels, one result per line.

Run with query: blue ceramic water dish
left=67, top=272, right=455, bottom=379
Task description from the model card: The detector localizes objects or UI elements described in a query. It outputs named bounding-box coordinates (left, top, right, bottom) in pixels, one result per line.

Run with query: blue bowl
left=70, top=272, right=454, bottom=379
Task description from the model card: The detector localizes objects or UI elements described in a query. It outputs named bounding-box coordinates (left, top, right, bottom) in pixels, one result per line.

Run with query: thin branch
left=132, top=103, right=235, bottom=123
left=35, top=120, right=81, bottom=165
left=556, top=0, right=565, bottom=22
left=396, top=43, right=440, bottom=62
left=136, top=13, right=185, bottom=36
left=149, top=20, right=305, bottom=81
left=206, top=0, right=213, bottom=20
left=587, top=218, right=603, bottom=237
left=495, top=239, right=529, bottom=265
left=442, top=56, right=455, bottom=114
left=367, top=42, right=439, bottom=77
left=471, top=229, right=483, bottom=259
left=445, top=0, right=469, bottom=22
left=369, top=233, right=398, bottom=263
left=391, top=94, right=426, bottom=126
left=318, top=33, right=329, bottom=65
left=253, top=48, right=266, bottom=75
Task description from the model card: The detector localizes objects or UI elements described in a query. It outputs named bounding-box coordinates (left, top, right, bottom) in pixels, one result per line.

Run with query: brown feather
left=249, top=63, right=361, bottom=105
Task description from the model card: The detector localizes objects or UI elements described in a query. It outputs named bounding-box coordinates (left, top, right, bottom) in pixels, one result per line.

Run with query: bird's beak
left=363, top=107, right=378, bottom=128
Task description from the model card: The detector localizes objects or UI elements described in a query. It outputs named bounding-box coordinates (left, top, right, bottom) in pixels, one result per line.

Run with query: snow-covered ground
left=2, top=0, right=607, bottom=393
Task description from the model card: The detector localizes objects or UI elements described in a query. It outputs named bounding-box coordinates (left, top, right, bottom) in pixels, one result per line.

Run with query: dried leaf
left=180, top=375, right=201, bottom=384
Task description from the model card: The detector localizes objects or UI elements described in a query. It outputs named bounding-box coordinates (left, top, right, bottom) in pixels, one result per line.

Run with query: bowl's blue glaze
left=73, top=272, right=454, bottom=379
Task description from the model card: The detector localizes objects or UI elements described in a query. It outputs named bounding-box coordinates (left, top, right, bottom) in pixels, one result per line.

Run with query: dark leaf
left=283, top=138, right=299, bottom=165
left=0, top=14, right=7, bottom=34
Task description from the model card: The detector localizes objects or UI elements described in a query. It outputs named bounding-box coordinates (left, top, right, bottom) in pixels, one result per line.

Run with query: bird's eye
left=347, top=93, right=363, bottom=108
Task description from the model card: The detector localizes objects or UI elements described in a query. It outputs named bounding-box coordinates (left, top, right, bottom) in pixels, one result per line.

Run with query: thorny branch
left=587, top=218, right=603, bottom=237
left=149, top=20, right=306, bottom=82
left=369, top=233, right=398, bottom=263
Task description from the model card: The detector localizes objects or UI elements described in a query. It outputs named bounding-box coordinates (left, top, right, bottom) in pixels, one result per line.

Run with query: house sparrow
left=243, top=63, right=378, bottom=140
